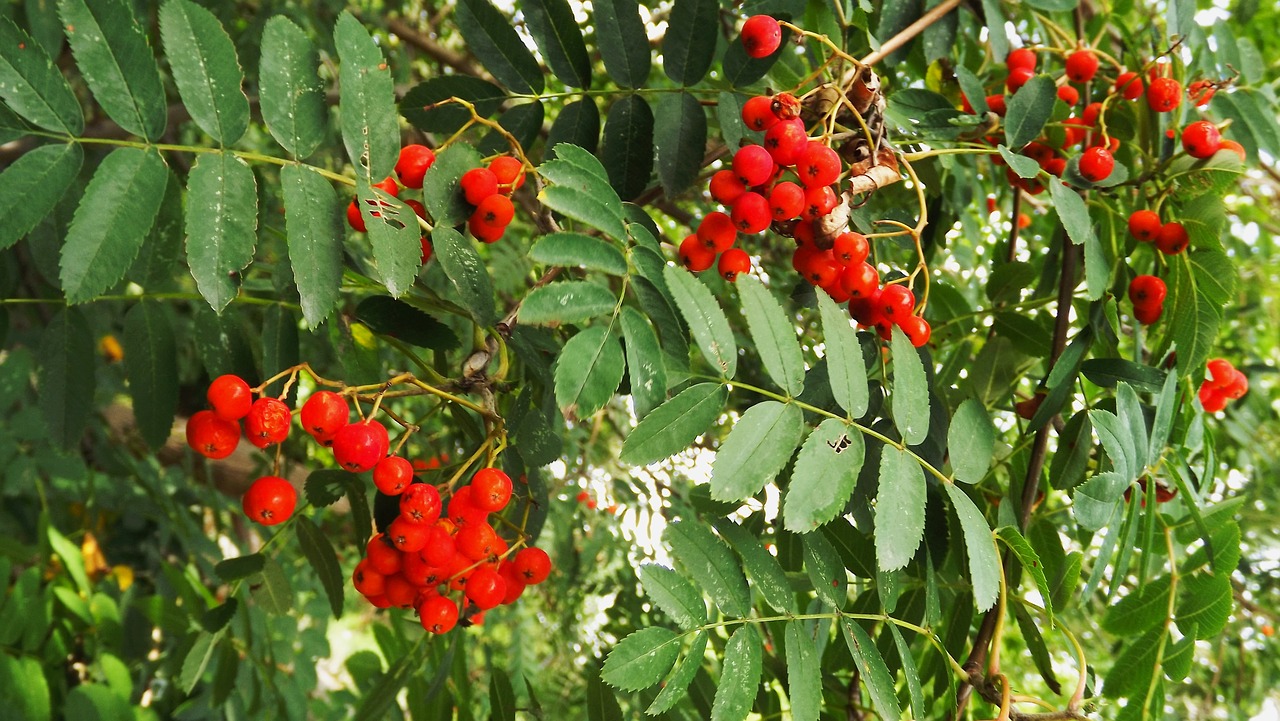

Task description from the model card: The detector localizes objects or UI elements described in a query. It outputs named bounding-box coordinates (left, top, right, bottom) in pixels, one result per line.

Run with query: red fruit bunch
left=461, top=155, right=525, bottom=244
left=1127, top=274, right=1166, bottom=326
left=1198, top=358, right=1248, bottom=413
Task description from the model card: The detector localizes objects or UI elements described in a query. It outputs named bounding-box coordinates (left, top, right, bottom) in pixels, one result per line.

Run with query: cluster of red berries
left=1126, top=274, right=1167, bottom=325
left=347, top=144, right=437, bottom=264
left=1199, top=358, right=1248, bottom=413
left=353, top=466, right=551, bottom=634
left=1127, top=209, right=1189, bottom=255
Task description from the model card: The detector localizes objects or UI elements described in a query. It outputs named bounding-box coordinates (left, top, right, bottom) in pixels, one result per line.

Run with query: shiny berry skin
left=331, top=419, right=389, bottom=473
left=1006, top=47, right=1036, bottom=72
left=986, top=95, right=1007, bottom=116
left=898, top=315, right=931, bottom=348
left=1078, top=146, right=1115, bottom=183
left=346, top=198, right=367, bottom=232
left=718, top=248, right=751, bottom=282
left=1006, top=66, right=1034, bottom=93
left=740, top=15, right=782, bottom=59
left=763, top=119, right=807, bottom=166
left=186, top=410, right=240, bottom=459
left=801, top=185, right=838, bottom=221
left=802, top=251, right=840, bottom=287
left=373, top=176, right=400, bottom=197
left=796, top=142, right=841, bottom=188
left=242, top=476, right=297, bottom=526
left=300, top=391, right=349, bottom=439
left=207, top=374, right=252, bottom=421
left=470, top=468, right=513, bottom=512
left=464, top=566, right=507, bottom=610
left=422, top=524, right=458, bottom=567
left=244, top=397, right=292, bottom=449
left=387, top=516, right=430, bottom=553
left=499, top=563, right=527, bottom=604
left=1082, top=102, right=1104, bottom=126
left=472, top=193, right=515, bottom=229
left=395, top=144, right=436, bottom=189
left=488, top=155, right=525, bottom=192
left=741, top=95, right=778, bottom=132
left=418, top=594, right=459, bottom=634
left=732, top=145, right=775, bottom=187
left=1057, top=85, right=1079, bottom=106
left=832, top=232, right=869, bottom=266
left=373, top=456, right=415, bottom=495
left=1181, top=121, right=1222, bottom=159
left=1064, top=50, right=1099, bottom=83
left=459, top=167, right=498, bottom=205
left=468, top=214, right=505, bottom=243
left=1128, top=275, right=1167, bottom=307
left=1128, top=210, right=1161, bottom=242
left=1207, top=358, right=1235, bottom=385
left=697, top=211, right=737, bottom=252
left=1134, top=302, right=1163, bottom=326
left=1146, top=77, right=1182, bottom=113
left=1115, top=71, right=1144, bottom=100
left=841, top=261, right=879, bottom=298
left=1155, top=222, right=1189, bottom=255
left=1198, top=383, right=1228, bottom=413
left=353, top=560, right=386, bottom=597
left=679, top=235, right=716, bottom=272
left=731, top=192, right=771, bottom=234
left=878, top=283, right=915, bottom=320
left=404, top=199, right=427, bottom=221
left=709, top=169, right=748, bottom=205
left=768, top=182, right=805, bottom=221
left=513, top=547, right=552, bottom=584
left=398, top=483, right=442, bottom=526
left=366, top=534, right=403, bottom=575
left=456, top=523, right=499, bottom=561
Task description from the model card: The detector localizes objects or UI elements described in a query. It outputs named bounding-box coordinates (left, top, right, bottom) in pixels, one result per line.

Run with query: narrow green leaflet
left=180, top=632, right=220, bottom=693
left=620, top=383, right=726, bottom=466
left=0, top=16, right=83, bottom=134
left=999, top=144, right=1042, bottom=178
left=654, top=92, right=707, bottom=197
left=638, top=564, right=706, bottom=630
left=360, top=184, right=424, bottom=298
left=0, top=142, right=82, bottom=251
left=890, top=326, right=930, bottom=445
left=488, top=668, right=517, bottom=721
left=281, top=164, right=343, bottom=327
left=663, top=265, right=738, bottom=377
left=1102, top=575, right=1171, bottom=636
left=518, top=281, right=618, bottom=325
left=185, top=152, right=259, bottom=312
left=1049, top=179, right=1097, bottom=248
left=946, top=484, right=1000, bottom=612
left=1148, top=371, right=1179, bottom=468
left=259, top=16, right=326, bottom=158
left=889, top=624, right=926, bottom=719
left=251, top=556, right=293, bottom=615
left=1091, top=409, right=1137, bottom=480
left=214, top=553, right=265, bottom=581
left=949, top=399, right=994, bottom=484
left=1176, top=573, right=1232, bottom=639
left=621, top=307, right=667, bottom=419
left=785, top=622, right=821, bottom=721
left=123, top=301, right=178, bottom=450
left=738, top=275, right=805, bottom=396
left=335, top=11, right=399, bottom=180
left=423, top=142, right=486, bottom=228
left=783, top=418, right=865, bottom=533
left=875, top=445, right=926, bottom=572
left=1073, top=471, right=1128, bottom=531
left=997, top=526, right=1054, bottom=623
left=602, top=628, right=682, bottom=691
left=60, top=147, right=167, bottom=303
left=662, top=0, right=717, bottom=85
left=546, top=99, right=601, bottom=156
left=817, top=291, right=869, bottom=417
left=601, top=94, right=655, bottom=201
left=0, top=655, right=51, bottom=721
left=432, top=227, right=497, bottom=326
left=665, top=519, right=751, bottom=617
left=529, top=233, right=628, bottom=275
left=711, top=401, right=805, bottom=502
left=592, top=0, right=650, bottom=89
left=714, top=519, right=797, bottom=614
left=841, top=620, right=903, bottom=720
left=401, top=76, right=506, bottom=134
left=1165, top=250, right=1236, bottom=374
left=456, top=0, right=543, bottom=94
left=158, top=0, right=249, bottom=145
left=711, top=626, right=762, bottom=721
left=647, top=632, right=707, bottom=715
left=803, top=530, right=847, bottom=608
left=523, top=0, right=591, bottom=88
left=1003, top=73, right=1055, bottom=149
left=58, top=0, right=166, bottom=140
left=356, top=297, right=459, bottom=351
left=1116, top=382, right=1148, bottom=473
left=553, top=325, right=625, bottom=420
left=586, top=666, right=625, bottom=721
left=295, top=516, right=344, bottom=619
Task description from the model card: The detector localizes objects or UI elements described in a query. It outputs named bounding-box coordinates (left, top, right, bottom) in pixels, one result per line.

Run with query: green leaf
left=488, top=668, right=517, bottom=721
left=997, top=526, right=1054, bottom=624
left=1012, top=603, right=1061, bottom=694
left=47, top=523, right=89, bottom=593
left=603, top=627, right=682, bottom=691
left=999, top=144, right=1042, bottom=179
left=889, top=623, right=926, bottom=719
left=0, top=142, right=82, bottom=251
left=259, top=17, right=326, bottom=158
left=714, top=519, right=796, bottom=614
left=546, top=99, right=601, bottom=157
left=1148, top=371, right=1179, bottom=469
left=251, top=556, right=292, bottom=614
left=304, top=469, right=358, bottom=508
left=654, top=91, right=707, bottom=197
left=663, top=0, right=717, bottom=84
left=295, top=516, right=344, bottom=620
left=421, top=142, right=484, bottom=229
left=523, top=0, right=591, bottom=88
left=1080, top=358, right=1167, bottom=394
left=456, top=0, right=543, bottom=94
left=949, top=399, right=994, bottom=484
left=0, top=16, right=82, bottom=134
left=738, top=275, right=805, bottom=396
left=357, top=179, right=422, bottom=298
left=518, top=281, right=619, bottom=325
left=803, top=530, right=847, bottom=608
left=711, top=626, right=762, bottom=721
left=60, top=147, right=167, bottom=302
left=620, top=382, right=726, bottom=466
left=601, top=94, right=655, bottom=201
left=621, top=307, right=667, bottom=419
left=355, top=296, right=459, bottom=351
left=593, top=0, right=650, bottom=88
left=123, top=301, right=178, bottom=449
left=638, top=564, right=706, bottom=630
left=58, top=0, right=166, bottom=140
left=586, top=665, right=625, bottom=721
left=432, top=226, right=496, bottom=326
left=1104, top=627, right=1163, bottom=697
left=1176, top=572, right=1232, bottom=639
left=1165, top=249, right=1236, bottom=375
left=281, top=164, right=343, bottom=326
left=817, top=291, right=868, bottom=417
left=647, top=631, right=707, bottom=715
left=783, top=418, right=865, bottom=533
left=716, top=91, right=750, bottom=151
left=663, top=265, right=738, bottom=377
left=38, top=309, right=94, bottom=449
left=1003, top=73, right=1055, bottom=149
left=553, top=325, right=625, bottom=420
left=401, top=75, right=507, bottom=134
left=200, top=599, right=238, bottom=634
left=1049, top=179, right=1097, bottom=248
left=875, top=445, right=926, bottom=572
left=785, top=622, right=821, bottom=721
left=946, top=484, right=1000, bottom=612
left=711, top=400, right=804, bottom=502
left=335, top=11, right=399, bottom=180
left=0, top=654, right=52, bottom=721
left=841, top=619, right=903, bottom=720
left=1073, top=471, right=1128, bottom=531
left=891, top=326, right=930, bottom=445
left=158, top=0, right=248, bottom=145
left=180, top=632, right=219, bottom=693
left=665, top=519, right=751, bottom=617
left=1103, top=575, right=1170, bottom=636
left=721, top=28, right=787, bottom=87
left=355, top=643, right=429, bottom=721
left=185, top=152, right=259, bottom=312
left=530, top=232, right=628, bottom=275
left=214, top=553, right=265, bottom=581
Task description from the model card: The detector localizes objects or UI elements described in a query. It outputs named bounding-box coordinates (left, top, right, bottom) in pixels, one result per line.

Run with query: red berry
left=718, top=248, right=751, bottom=282
left=186, top=410, right=240, bottom=459
left=986, top=95, right=1007, bottom=116
left=468, top=214, right=505, bottom=243
left=1083, top=102, right=1104, bottom=127
left=740, top=15, right=782, bottom=59
left=470, top=468, right=513, bottom=512
left=366, top=534, right=404, bottom=575
left=1128, top=275, right=1167, bottom=307
left=1127, top=210, right=1161, bottom=242
left=418, top=594, right=459, bottom=634
left=242, top=476, right=297, bottom=526
left=300, top=391, right=349, bottom=440
left=879, top=283, right=915, bottom=320
left=373, top=176, right=400, bottom=198
left=456, top=522, right=499, bottom=562
left=244, top=397, right=291, bottom=449
left=353, top=560, right=387, bottom=597
left=768, top=182, right=805, bottom=221
left=1146, top=77, right=1182, bottom=113
left=387, top=516, right=430, bottom=553
left=331, top=419, right=389, bottom=473
left=1115, top=71, right=1144, bottom=100
left=513, top=547, right=552, bottom=584
left=802, top=251, right=840, bottom=287
left=207, top=374, right=253, bottom=421
left=1057, top=85, right=1080, bottom=106
left=395, top=144, right=436, bottom=189
left=1207, top=359, right=1236, bottom=386
left=732, top=145, right=775, bottom=187
left=1007, top=48, right=1037, bottom=72
left=898, top=315, right=931, bottom=347
left=1134, top=302, right=1163, bottom=326
left=741, top=95, right=779, bottom=132
left=464, top=566, right=507, bottom=610
left=731, top=192, right=771, bottom=234
left=1078, top=146, right=1115, bottom=183
left=801, top=185, right=838, bottom=221
left=459, top=167, right=498, bottom=205
left=1181, top=121, right=1222, bottom=159
left=472, top=193, right=515, bottom=229
left=679, top=235, right=716, bottom=272
left=763, top=119, right=807, bottom=166
left=346, top=198, right=367, bottom=232
left=1064, top=50, right=1099, bottom=83
left=1155, top=222, right=1189, bottom=255
left=1006, top=66, right=1034, bottom=93
left=399, top=483, right=443, bottom=525
left=697, top=211, right=737, bottom=252
left=709, top=169, right=748, bottom=205
left=373, top=456, right=415, bottom=496
left=1198, top=383, right=1229, bottom=413
left=832, top=232, right=869, bottom=267
left=422, top=523, right=459, bottom=567
left=488, top=155, right=525, bottom=192
left=499, top=563, right=527, bottom=604
left=796, top=142, right=841, bottom=188
left=771, top=92, right=802, bottom=120
left=840, top=261, right=879, bottom=298
left=404, top=199, right=427, bottom=220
